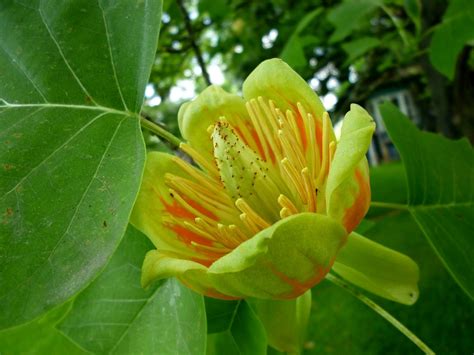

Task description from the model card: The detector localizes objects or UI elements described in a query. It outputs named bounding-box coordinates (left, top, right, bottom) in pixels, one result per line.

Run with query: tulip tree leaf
left=380, top=102, right=474, bottom=300
left=328, top=0, right=383, bottom=43
left=0, top=301, right=86, bottom=354
left=205, top=298, right=241, bottom=334
left=341, top=37, right=381, bottom=65
left=59, top=225, right=206, bottom=355
left=0, top=0, right=162, bottom=329
left=429, top=0, right=474, bottom=79
left=206, top=300, right=267, bottom=355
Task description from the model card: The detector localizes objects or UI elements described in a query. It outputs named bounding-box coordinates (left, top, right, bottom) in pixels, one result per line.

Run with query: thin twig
left=370, top=201, right=409, bottom=210
left=326, top=274, right=435, bottom=354
left=140, top=117, right=182, bottom=149
left=176, top=0, right=212, bottom=86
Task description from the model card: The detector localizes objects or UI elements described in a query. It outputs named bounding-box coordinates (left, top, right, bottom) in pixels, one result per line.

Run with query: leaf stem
left=139, top=117, right=182, bottom=148
left=326, top=274, right=435, bottom=355
left=370, top=201, right=409, bottom=210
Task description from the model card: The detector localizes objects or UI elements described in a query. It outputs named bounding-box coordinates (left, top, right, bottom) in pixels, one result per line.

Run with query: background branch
left=176, top=0, right=212, bottom=86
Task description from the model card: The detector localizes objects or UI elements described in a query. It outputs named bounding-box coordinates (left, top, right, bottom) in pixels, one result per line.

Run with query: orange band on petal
left=183, top=196, right=218, bottom=220
left=268, top=262, right=331, bottom=299
left=160, top=197, right=194, bottom=220
left=343, top=169, right=371, bottom=233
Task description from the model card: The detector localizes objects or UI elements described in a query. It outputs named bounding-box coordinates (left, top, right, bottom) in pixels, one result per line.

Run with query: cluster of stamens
left=163, top=97, right=336, bottom=265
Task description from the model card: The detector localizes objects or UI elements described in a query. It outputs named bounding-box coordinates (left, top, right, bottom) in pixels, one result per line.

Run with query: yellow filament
left=285, top=110, right=303, bottom=147
left=281, top=158, right=307, bottom=204
left=235, top=198, right=271, bottom=229
left=301, top=167, right=317, bottom=212
left=246, top=101, right=271, bottom=161
left=190, top=241, right=231, bottom=254
left=316, top=112, right=331, bottom=187
left=228, top=224, right=249, bottom=242
left=250, top=99, right=278, bottom=154
left=240, top=213, right=261, bottom=235
left=180, top=143, right=220, bottom=179
left=168, top=188, right=216, bottom=225
left=280, top=207, right=293, bottom=219
left=183, top=221, right=219, bottom=243
left=307, top=113, right=320, bottom=181
left=278, top=128, right=305, bottom=171
left=277, top=194, right=299, bottom=214
left=329, top=141, right=336, bottom=169
left=165, top=175, right=237, bottom=221
left=217, top=224, right=245, bottom=248
left=296, top=102, right=311, bottom=151
left=258, top=97, right=280, bottom=133
left=171, top=156, right=222, bottom=193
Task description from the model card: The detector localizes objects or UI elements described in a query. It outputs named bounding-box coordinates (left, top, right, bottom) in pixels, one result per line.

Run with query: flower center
left=163, top=97, right=337, bottom=265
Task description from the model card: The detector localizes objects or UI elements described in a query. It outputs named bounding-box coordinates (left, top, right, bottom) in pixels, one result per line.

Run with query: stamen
left=316, top=112, right=332, bottom=187
left=296, top=102, right=310, bottom=150
left=217, top=223, right=246, bottom=248
left=259, top=98, right=280, bottom=133
left=329, top=141, right=336, bottom=169
left=228, top=224, right=249, bottom=242
left=281, top=158, right=307, bottom=204
left=235, top=198, right=271, bottom=229
left=285, top=110, right=302, bottom=147
left=183, top=221, right=219, bottom=244
left=301, top=167, right=317, bottom=212
left=169, top=188, right=217, bottom=225
left=277, top=194, right=299, bottom=214
left=240, top=213, right=261, bottom=235
left=246, top=101, right=270, bottom=161
left=180, top=142, right=220, bottom=180
left=278, top=128, right=305, bottom=171
left=190, top=241, right=231, bottom=256
left=171, top=156, right=222, bottom=193
left=280, top=207, right=293, bottom=219
left=307, top=113, right=321, bottom=181
left=165, top=174, right=237, bottom=221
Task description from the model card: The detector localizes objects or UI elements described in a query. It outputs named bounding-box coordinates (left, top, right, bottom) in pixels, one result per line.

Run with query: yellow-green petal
left=242, top=58, right=326, bottom=121
left=130, top=152, right=204, bottom=260
left=325, top=104, right=375, bottom=231
left=177, top=85, right=249, bottom=158
left=250, top=290, right=312, bottom=353
left=208, top=213, right=347, bottom=299
left=333, top=232, right=420, bottom=305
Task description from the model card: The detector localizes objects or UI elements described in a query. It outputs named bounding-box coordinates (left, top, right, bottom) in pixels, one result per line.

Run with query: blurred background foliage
left=144, top=0, right=474, bottom=149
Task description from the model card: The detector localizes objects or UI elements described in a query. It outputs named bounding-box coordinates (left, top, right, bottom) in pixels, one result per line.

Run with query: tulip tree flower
left=131, top=59, right=419, bottom=306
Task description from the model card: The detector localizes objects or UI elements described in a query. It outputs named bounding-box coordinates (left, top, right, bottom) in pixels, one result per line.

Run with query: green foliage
left=206, top=300, right=267, bottom=355
left=381, top=103, right=474, bottom=300
left=429, top=0, right=474, bottom=79
left=59, top=226, right=206, bottom=354
left=328, top=0, right=383, bottom=43
left=0, top=0, right=161, bottom=329
left=0, top=302, right=86, bottom=354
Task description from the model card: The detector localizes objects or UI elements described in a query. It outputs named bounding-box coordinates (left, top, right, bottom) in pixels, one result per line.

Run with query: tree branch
left=176, top=0, right=212, bottom=86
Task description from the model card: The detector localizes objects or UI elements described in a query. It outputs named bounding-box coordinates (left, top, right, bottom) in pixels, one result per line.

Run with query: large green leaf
left=0, top=301, right=86, bottom=354
left=328, top=0, right=383, bottom=43
left=59, top=225, right=206, bottom=355
left=380, top=102, right=474, bottom=300
left=206, top=300, right=267, bottom=355
left=0, top=0, right=162, bottom=329
left=429, top=0, right=474, bottom=79
left=341, top=37, right=381, bottom=65
left=280, top=8, right=322, bottom=69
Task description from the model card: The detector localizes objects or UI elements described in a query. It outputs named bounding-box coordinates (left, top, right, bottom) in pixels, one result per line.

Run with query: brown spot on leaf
left=102, top=220, right=107, bottom=228
left=3, top=163, right=14, bottom=171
